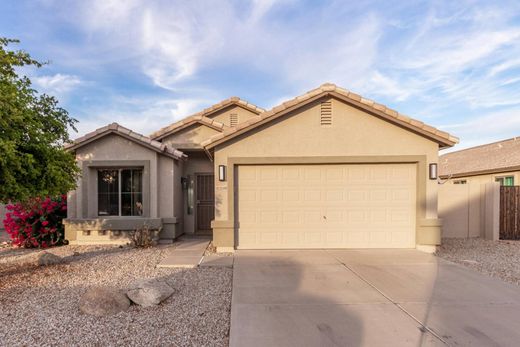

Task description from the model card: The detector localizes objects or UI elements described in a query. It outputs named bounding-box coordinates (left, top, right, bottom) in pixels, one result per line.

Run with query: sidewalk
left=157, top=236, right=210, bottom=268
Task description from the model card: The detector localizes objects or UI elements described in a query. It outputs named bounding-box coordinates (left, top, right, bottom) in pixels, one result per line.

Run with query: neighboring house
left=64, top=83, right=458, bottom=251
left=439, top=137, right=520, bottom=186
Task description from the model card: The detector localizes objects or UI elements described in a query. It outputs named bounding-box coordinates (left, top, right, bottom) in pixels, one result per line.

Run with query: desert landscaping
left=0, top=244, right=232, bottom=347
left=436, top=238, right=520, bottom=286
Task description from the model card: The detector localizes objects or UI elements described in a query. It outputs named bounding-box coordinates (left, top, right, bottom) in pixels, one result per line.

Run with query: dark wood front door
left=196, top=174, right=215, bottom=234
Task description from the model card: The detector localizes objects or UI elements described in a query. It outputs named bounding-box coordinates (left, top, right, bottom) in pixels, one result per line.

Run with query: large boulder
left=37, top=251, right=63, bottom=266
left=79, top=287, right=131, bottom=316
left=126, top=278, right=176, bottom=307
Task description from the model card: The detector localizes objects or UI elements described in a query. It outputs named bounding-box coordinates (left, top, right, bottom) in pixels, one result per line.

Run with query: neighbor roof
left=440, top=137, right=520, bottom=178
left=66, top=123, right=186, bottom=160
left=150, top=97, right=265, bottom=140
left=201, top=83, right=459, bottom=149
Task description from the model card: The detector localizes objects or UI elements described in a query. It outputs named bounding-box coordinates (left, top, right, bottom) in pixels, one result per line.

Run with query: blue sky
left=2, top=0, right=520, bottom=152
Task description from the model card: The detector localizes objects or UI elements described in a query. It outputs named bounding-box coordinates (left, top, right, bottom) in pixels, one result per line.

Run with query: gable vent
left=320, top=101, right=332, bottom=126
left=230, top=113, right=239, bottom=127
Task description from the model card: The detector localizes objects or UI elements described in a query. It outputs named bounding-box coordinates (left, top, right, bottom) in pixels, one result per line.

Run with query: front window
left=98, top=169, right=143, bottom=216
left=495, top=176, right=514, bottom=186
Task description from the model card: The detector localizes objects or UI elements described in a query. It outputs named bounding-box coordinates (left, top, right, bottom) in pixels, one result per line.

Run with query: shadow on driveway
left=230, top=249, right=520, bottom=346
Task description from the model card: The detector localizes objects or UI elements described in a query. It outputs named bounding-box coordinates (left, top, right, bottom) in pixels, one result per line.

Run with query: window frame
left=97, top=167, right=144, bottom=217
left=495, top=175, right=515, bottom=186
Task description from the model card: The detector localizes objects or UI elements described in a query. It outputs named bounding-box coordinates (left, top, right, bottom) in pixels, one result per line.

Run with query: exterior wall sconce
left=429, top=163, right=438, bottom=180
left=219, top=165, right=227, bottom=181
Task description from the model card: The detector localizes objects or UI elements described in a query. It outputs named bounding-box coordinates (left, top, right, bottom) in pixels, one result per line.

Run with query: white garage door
left=237, top=164, right=416, bottom=249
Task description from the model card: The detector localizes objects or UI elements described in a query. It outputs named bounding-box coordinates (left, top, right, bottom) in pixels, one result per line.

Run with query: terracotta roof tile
left=202, top=83, right=458, bottom=149
left=66, top=123, right=186, bottom=160
left=306, top=88, right=323, bottom=98
left=384, top=108, right=398, bottom=117
left=347, top=92, right=362, bottom=101
left=360, top=98, right=374, bottom=106
left=435, top=130, right=450, bottom=138
left=372, top=103, right=386, bottom=111
left=336, top=86, right=350, bottom=94
left=410, top=119, right=424, bottom=127
left=150, top=97, right=264, bottom=140
left=422, top=124, right=437, bottom=133
left=272, top=105, right=285, bottom=113
left=321, top=84, right=335, bottom=92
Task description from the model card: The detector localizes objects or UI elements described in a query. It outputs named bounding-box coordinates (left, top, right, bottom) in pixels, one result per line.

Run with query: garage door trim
left=225, top=155, right=427, bottom=249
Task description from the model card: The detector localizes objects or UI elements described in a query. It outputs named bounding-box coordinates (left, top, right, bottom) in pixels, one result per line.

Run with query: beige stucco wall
left=439, top=182, right=499, bottom=240
left=212, top=97, right=442, bottom=249
left=449, top=170, right=520, bottom=185
left=161, top=124, right=220, bottom=149
left=210, top=105, right=259, bottom=127
left=66, top=134, right=183, bottom=244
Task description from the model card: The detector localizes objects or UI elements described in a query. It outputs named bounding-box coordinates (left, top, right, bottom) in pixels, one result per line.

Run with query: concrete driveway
left=230, top=249, right=520, bottom=346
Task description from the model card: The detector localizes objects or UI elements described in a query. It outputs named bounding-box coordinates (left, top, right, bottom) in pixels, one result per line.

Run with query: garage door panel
left=282, top=190, right=300, bottom=202
left=325, top=167, right=345, bottom=180
left=237, top=164, right=416, bottom=249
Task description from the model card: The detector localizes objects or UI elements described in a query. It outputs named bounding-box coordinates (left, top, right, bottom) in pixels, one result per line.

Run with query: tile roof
left=150, top=97, right=265, bottom=140
left=66, top=123, right=186, bottom=160
left=440, top=137, right=520, bottom=177
left=150, top=116, right=227, bottom=141
left=201, top=83, right=459, bottom=149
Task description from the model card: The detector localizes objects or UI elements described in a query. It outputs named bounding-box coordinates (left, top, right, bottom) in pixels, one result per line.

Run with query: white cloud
left=61, top=0, right=382, bottom=92
left=374, top=5, right=520, bottom=109
left=439, top=107, right=520, bottom=151
left=33, top=73, right=82, bottom=97
left=27, top=0, right=520, bottom=147
left=73, top=96, right=212, bottom=138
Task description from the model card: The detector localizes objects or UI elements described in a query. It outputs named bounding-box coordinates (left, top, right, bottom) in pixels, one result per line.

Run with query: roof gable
left=202, top=83, right=458, bottom=149
left=150, top=97, right=265, bottom=140
left=66, top=123, right=186, bottom=160
left=151, top=116, right=227, bottom=141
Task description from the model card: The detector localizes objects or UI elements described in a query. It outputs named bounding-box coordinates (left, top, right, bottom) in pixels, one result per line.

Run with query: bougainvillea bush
left=3, top=195, right=67, bottom=248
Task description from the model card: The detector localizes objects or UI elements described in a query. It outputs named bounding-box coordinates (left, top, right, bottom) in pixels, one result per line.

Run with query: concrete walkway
left=230, top=249, right=520, bottom=346
left=156, top=236, right=210, bottom=268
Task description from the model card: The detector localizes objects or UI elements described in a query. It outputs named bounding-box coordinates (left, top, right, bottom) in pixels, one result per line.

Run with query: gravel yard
left=0, top=244, right=232, bottom=347
left=436, top=238, right=520, bottom=286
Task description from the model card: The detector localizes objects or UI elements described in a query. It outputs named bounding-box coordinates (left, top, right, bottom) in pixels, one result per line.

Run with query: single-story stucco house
left=440, top=137, right=520, bottom=186
left=64, top=83, right=458, bottom=251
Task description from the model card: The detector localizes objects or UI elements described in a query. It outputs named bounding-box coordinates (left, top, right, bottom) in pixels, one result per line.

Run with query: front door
left=196, top=173, right=215, bottom=234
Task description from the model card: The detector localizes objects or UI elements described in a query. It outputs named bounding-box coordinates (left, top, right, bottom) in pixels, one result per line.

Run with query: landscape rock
left=127, top=278, right=176, bottom=307
left=79, top=287, right=130, bottom=316
left=37, top=252, right=63, bottom=266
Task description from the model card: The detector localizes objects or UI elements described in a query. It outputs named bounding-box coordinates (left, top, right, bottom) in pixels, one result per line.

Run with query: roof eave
left=204, top=90, right=459, bottom=150
left=67, top=129, right=185, bottom=160
left=152, top=119, right=226, bottom=141
left=440, top=164, right=520, bottom=179
left=150, top=100, right=264, bottom=140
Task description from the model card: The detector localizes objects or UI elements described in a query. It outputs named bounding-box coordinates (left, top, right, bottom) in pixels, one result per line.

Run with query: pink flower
left=42, top=221, right=49, bottom=226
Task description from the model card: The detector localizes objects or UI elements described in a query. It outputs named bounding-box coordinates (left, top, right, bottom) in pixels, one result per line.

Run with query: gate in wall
left=500, top=186, right=520, bottom=239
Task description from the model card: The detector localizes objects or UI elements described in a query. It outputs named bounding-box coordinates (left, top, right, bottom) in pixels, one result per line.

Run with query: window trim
left=82, top=160, right=150, bottom=219
left=97, top=168, right=143, bottom=217
left=495, top=175, right=515, bottom=186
